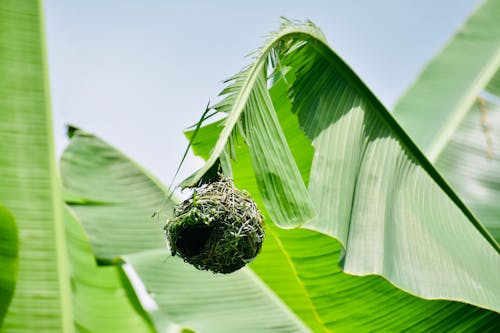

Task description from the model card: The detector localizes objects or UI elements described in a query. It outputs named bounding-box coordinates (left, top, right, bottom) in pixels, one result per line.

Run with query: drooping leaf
left=180, top=23, right=325, bottom=229
left=0, top=205, right=18, bottom=328
left=61, top=129, right=171, bottom=261
left=65, top=207, right=155, bottom=332
left=0, top=1, right=72, bottom=331
left=181, top=18, right=500, bottom=312
left=187, top=110, right=500, bottom=332
left=237, top=68, right=316, bottom=228
left=284, top=38, right=498, bottom=310
left=61, top=130, right=312, bottom=333
left=393, top=0, right=500, bottom=243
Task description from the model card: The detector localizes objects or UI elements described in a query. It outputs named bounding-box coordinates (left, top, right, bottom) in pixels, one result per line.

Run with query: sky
left=43, top=0, right=480, bottom=188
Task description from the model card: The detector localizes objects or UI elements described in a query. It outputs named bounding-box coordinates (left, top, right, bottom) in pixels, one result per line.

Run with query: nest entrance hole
left=176, top=225, right=212, bottom=257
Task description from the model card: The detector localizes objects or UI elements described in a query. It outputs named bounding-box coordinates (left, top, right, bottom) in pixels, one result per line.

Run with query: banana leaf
left=393, top=0, right=500, bottom=243
left=392, top=0, right=499, bottom=160
left=62, top=128, right=170, bottom=331
left=0, top=1, right=72, bottom=331
left=188, top=108, right=500, bottom=332
left=65, top=207, right=155, bottom=332
left=61, top=129, right=169, bottom=261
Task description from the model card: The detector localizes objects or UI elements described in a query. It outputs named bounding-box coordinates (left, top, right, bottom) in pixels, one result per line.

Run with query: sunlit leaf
left=187, top=111, right=500, bottom=332
left=180, top=23, right=326, bottom=228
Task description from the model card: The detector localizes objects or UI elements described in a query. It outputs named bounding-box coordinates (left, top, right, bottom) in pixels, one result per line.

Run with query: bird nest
left=165, top=177, right=265, bottom=274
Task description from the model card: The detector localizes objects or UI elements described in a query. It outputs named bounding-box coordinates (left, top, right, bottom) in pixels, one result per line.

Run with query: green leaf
left=64, top=207, right=155, bottom=332
left=0, top=205, right=18, bottom=328
left=392, top=0, right=500, bottom=243
left=61, top=131, right=315, bottom=332
left=182, top=19, right=500, bottom=312
left=237, top=68, right=316, bottom=228
left=61, top=129, right=171, bottom=261
left=392, top=0, right=500, bottom=160
left=0, top=1, right=72, bottom=331
left=187, top=111, right=500, bottom=332
left=124, top=250, right=311, bottom=333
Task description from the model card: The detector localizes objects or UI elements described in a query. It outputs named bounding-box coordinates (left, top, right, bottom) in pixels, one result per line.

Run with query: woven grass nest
left=165, top=177, right=265, bottom=274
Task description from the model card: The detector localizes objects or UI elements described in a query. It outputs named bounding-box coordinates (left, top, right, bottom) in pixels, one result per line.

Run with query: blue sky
left=43, top=0, right=480, bottom=187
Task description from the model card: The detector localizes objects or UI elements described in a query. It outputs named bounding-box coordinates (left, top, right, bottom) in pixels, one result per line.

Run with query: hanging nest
left=165, top=177, right=265, bottom=274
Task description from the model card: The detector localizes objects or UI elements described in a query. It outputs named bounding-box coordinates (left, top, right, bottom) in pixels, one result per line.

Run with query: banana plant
left=62, top=1, right=500, bottom=332
left=1, top=0, right=499, bottom=332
